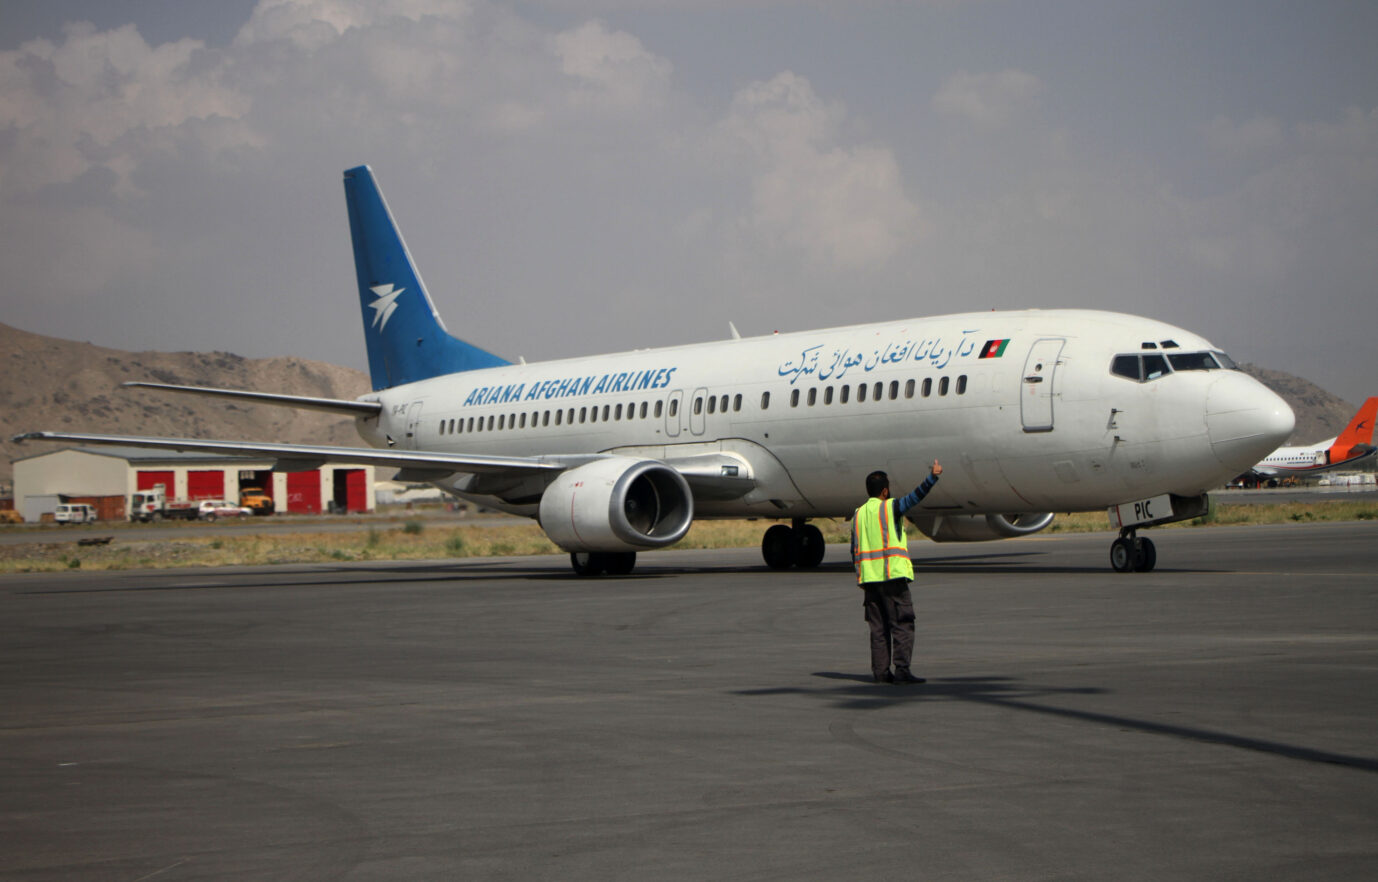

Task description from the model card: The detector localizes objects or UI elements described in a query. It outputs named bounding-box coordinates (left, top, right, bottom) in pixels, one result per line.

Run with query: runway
left=2, top=522, right=1376, bottom=880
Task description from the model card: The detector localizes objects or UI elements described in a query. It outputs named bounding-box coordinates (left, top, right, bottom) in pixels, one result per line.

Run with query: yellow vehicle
left=239, top=487, right=275, bottom=515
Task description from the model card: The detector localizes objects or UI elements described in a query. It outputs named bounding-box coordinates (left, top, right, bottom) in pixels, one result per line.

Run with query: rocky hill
left=1, top=323, right=369, bottom=486
left=0, top=323, right=1360, bottom=488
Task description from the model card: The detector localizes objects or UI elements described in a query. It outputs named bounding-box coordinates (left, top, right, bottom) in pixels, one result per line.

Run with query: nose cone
left=1205, top=373, right=1295, bottom=472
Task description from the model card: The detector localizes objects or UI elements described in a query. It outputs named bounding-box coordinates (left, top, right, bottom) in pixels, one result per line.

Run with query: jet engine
left=538, top=458, right=694, bottom=552
left=909, top=512, right=1055, bottom=543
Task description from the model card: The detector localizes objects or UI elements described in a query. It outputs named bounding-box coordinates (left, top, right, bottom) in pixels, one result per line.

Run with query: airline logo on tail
left=369, top=283, right=404, bottom=331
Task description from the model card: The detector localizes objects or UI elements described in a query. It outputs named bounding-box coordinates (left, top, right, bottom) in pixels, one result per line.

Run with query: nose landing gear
left=1110, top=528, right=1157, bottom=573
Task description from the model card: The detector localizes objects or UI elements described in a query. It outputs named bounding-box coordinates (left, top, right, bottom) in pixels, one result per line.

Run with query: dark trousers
left=862, top=579, right=915, bottom=677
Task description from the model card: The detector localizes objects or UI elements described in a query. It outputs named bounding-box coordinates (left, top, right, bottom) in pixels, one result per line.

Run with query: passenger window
left=615, top=403, right=623, bottom=420
left=824, top=386, right=834, bottom=405
left=708, top=396, right=717, bottom=414
left=487, top=415, right=495, bottom=430
left=790, top=389, right=800, bottom=407
left=638, top=402, right=647, bottom=419
left=669, top=399, right=678, bottom=417
left=939, top=376, right=949, bottom=396
left=873, top=382, right=882, bottom=401
left=840, top=385, right=850, bottom=404
left=694, top=397, right=703, bottom=415
left=543, top=411, right=550, bottom=427
left=922, top=378, right=932, bottom=397
left=1111, top=355, right=1141, bottom=381
left=656, top=400, right=664, bottom=418
left=905, top=379, right=915, bottom=399
left=956, top=375, right=967, bottom=395
left=889, top=380, right=899, bottom=400
left=858, top=383, right=867, bottom=403
left=733, top=394, right=742, bottom=412
left=589, top=407, right=598, bottom=424
left=807, top=388, right=817, bottom=406
left=602, top=405, right=610, bottom=421
left=579, top=407, right=587, bottom=423
left=760, top=391, right=770, bottom=410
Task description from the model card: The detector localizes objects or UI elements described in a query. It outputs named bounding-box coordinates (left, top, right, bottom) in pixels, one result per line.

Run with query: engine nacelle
left=538, top=458, right=694, bottom=552
left=909, top=512, right=1055, bottom=543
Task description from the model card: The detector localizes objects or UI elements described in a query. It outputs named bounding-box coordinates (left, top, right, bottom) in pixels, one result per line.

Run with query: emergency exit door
left=1021, top=338, right=1065, bottom=433
left=404, top=400, right=425, bottom=449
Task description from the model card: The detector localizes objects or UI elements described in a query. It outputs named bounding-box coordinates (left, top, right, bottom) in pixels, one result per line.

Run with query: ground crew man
left=851, top=460, right=942, bottom=684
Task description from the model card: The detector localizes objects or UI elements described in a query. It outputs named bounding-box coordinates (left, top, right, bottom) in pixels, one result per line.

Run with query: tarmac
left=1, top=521, right=1375, bottom=880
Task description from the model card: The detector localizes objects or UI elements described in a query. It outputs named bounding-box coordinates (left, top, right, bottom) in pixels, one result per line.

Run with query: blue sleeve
left=894, top=473, right=939, bottom=516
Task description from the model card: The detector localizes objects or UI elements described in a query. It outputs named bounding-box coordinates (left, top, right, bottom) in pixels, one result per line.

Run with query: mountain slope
left=1, top=323, right=369, bottom=485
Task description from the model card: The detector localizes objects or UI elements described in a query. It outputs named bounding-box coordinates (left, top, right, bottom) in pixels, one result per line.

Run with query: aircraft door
left=665, top=390, right=683, bottom=438
left=689, top=387, right=708, bottom=436
left=1021, top=339, right=1065, bottom=433
left=404, top=400, right=425, bottom=448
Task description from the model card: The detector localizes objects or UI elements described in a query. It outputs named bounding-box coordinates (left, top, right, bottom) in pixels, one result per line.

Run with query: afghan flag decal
left=979, top=339, right=1010, bottom=359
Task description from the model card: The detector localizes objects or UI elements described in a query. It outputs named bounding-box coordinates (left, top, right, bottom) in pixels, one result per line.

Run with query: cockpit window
left=1111, top=354, right=1141, bottom=381
left=1143, top=353, right=1170, bottom=380
left=1167, top=351, right=1219, bottom=371
left=1111, top=349, right=1238, bottom=382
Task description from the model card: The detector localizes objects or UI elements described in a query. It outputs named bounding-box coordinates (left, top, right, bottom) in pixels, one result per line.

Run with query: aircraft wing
left=10, top=431, right=761, bottom=501
left=11, top=431, right=568, bottom=477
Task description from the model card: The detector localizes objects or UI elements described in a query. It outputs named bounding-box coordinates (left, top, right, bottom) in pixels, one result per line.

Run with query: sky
left=1, top=0, right=1376, bottom=405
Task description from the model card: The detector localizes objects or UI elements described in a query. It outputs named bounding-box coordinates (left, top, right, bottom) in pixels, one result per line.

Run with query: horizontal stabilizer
left=122, top=382, right=382, bottom=417
left=11, top=431, right=566, bottom=477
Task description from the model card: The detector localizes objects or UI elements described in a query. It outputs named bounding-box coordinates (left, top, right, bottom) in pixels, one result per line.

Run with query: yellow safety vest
left=852, top=496, right=915, bottom=585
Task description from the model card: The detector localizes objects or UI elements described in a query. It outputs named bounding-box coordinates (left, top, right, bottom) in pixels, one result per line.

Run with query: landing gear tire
left=761, top=524, right=796, bottom=570
left=795, top=523, right=826, bottom=568
left=1134, top=537, right=1156, bottom=572
left=604, top=552, right=637, bottom=576
left=570, top=552, right=606, bottom=577
left=1110, top=537, right=1134, bottom=572
left=1110, top=532, right=1157, bottom=573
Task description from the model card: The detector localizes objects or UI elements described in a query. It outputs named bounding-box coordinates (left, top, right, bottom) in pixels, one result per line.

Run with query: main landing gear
left=569, top=551, right=637, bottom=577
left=1110, top=528, right=1157, bottom=573
left=761, top=519, right=826, bottom=570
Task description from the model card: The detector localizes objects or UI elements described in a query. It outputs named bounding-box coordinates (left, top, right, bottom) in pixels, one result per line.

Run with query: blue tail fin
left=343, top=165, right=510, bottom=391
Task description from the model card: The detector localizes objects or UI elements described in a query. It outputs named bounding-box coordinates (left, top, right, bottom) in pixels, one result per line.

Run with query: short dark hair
left=865, top=470, right=889, bottom=498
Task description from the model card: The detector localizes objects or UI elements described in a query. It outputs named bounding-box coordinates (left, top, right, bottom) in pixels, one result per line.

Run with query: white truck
left=129, top=485, right=199, bottom=522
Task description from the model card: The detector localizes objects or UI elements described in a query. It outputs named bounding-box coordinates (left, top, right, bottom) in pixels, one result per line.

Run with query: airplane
left=1245, top=396, right=1377, bottom=483
left=13, top=165, right=1296, bottom=575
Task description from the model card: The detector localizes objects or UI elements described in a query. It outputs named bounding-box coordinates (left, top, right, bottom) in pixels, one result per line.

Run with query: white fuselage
left=354, top=309, right=1291, bottom=520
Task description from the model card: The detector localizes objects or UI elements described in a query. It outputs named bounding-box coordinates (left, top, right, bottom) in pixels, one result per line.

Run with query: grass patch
left=0, top=499, right=1374, bottom=573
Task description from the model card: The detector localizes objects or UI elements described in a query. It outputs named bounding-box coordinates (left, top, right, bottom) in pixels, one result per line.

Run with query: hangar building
left=12, top=446, right=375, bottom=523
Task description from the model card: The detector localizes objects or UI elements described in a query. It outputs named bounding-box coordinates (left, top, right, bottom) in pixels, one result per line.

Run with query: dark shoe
left=874, top=671, right=894, bottom=684
left=893, top=670, right=926, bottom=685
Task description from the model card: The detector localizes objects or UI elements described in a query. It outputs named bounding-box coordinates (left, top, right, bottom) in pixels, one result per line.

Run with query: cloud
left=1203, top=115, right=1284, bottom=157
left=0, top=22, right=254, bottom=195
left=719, top=72, right=920, bottom=270
left=551, top=20, right=672, bottom=113
left=932, top=69, right=1044, bottom=130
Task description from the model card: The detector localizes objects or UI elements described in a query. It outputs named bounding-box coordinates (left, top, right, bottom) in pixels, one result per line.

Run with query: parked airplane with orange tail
left=1247, top=397, right=1378, bottom=481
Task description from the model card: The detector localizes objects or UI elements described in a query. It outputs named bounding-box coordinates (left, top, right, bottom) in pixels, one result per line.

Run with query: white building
left=12, top=446, right=374, bottom=522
